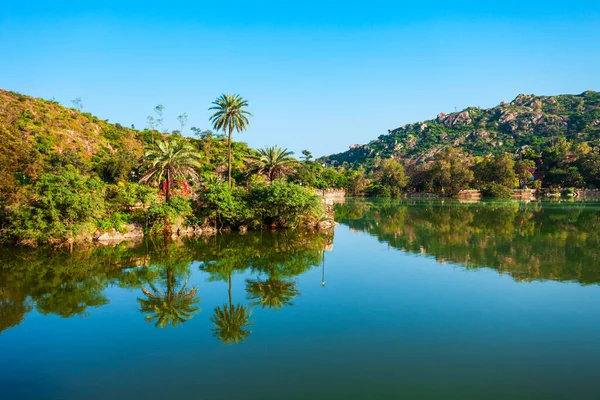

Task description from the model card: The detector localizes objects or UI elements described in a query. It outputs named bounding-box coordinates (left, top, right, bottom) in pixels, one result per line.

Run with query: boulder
left=95, top=229, right=125, bottom=244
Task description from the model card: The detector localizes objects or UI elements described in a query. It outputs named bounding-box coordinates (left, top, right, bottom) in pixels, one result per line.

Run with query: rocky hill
left=322, top=91, right=600, bottom=167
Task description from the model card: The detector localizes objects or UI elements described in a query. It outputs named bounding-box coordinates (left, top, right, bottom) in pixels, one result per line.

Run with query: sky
left=1, top=1, right=600, bottom=157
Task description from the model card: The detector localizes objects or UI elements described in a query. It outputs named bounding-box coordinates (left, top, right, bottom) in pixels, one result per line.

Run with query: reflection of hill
left=0, top=231, right=333, bottom=333
left=336, top=199, right=600, bottom=285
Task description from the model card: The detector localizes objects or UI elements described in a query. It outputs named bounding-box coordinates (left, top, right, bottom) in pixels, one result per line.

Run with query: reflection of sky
left=2, top=224, right=600, bottom=399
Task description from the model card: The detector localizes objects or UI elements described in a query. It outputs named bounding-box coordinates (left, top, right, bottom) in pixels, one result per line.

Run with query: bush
left=146, top=195, right=194, bottom=234
left=248, top=180, right=322, bottom=228
left=481, top=183, right=513, bottom=199
left=7, top=171, right=106, bottom=243
left=196, top=183, right=253, bottom=228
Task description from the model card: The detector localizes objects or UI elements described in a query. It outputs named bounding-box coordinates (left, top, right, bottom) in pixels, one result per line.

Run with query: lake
left=2, top=199, right=600, bottom=399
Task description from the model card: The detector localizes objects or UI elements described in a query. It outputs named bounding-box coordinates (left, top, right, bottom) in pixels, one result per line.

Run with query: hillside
left=322, top=91, right=600, bottom=167
left=0, top=89, right=144, bottom=159
left=0, top=89, right=145, bottom=200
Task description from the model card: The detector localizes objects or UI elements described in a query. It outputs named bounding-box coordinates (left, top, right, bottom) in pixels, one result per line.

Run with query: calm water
left=2, top=199, right=600, bottom=399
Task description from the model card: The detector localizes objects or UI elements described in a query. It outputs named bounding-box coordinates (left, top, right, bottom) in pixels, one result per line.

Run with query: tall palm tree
left=139, top=139, right=202, bottom=202
left=210, top=273, right=252, bottom=344
left=245, top=277, right=299, bottom=310
left=137, top=267, right=200, bottom=329
left=248, top=146, right=297, bottom=182
left=209, top=94, right=252, bottom=187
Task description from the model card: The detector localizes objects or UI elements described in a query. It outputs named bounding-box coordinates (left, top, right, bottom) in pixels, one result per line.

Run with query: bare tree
left=154, top=104, right=165, bottom=132
left=72, top=97, right=83, bottom=111
left=177, top=113, right=188, bottom=135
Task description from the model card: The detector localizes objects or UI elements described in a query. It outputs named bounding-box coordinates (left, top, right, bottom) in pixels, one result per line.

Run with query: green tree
left=371, top=159, right=408, bottom=197
left=139, top=140, right=202, bottom=202
left=7, top=171, right=105, bottom=243
left=209, top=94, right=252, bottom=187
left=514, top=159, right=536, bottom=188
left=248, top=146, right=297, bottom=181
left=473, top=154, right=518, bottom=189
left=301, top=150, right=313, bottom=162
left=429, top=149, right=474, bottom=193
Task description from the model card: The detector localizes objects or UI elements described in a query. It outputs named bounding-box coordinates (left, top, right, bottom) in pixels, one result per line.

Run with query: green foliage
left=247, top=146, right=297, bottom=181
left=481, top=183, right=514, bottom=199
left=146, top=195, right=194, bottom=234
left=197, top=183, right=254, bottom=228
left=428, top=149, right=474, bottom=193
left=209, top=94, right=252, bottom=187
left=248, top=180, right=322, bottom=228
left=140, top=140, right=202, bottom=202
left=7, top=171, right=105, bottom=243
left=473, top=154, right=518, bottom=189
left=368, top=159, right=407, bottom=197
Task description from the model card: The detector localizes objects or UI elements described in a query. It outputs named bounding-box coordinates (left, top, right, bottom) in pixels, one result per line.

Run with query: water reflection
left=137, top=265, right=200, bottom=329
left=336, top=199, right=600, bottom=284
left=0, top=231, right=332, bottom=336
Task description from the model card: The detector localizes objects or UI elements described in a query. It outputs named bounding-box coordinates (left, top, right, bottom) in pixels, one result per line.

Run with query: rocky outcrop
left=95, top=223, right=143, bottom=245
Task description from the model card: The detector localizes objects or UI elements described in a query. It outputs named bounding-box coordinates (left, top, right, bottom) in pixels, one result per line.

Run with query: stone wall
left=577, top=190, right=600, bottom=199
left=513, top=189, right=537, bottom=200
left=314, top=189, right=346, bottom=205
left=457, top=190, right=482, bottom=200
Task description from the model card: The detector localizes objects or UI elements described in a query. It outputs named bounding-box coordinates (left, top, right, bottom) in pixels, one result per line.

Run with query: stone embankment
left=314, top=189, right=346, bottom=205
left=576, top=190, right=600, bottom=199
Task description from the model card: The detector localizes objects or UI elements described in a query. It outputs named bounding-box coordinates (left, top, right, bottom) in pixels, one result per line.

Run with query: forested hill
left=322, top=91, right=600, bottom=168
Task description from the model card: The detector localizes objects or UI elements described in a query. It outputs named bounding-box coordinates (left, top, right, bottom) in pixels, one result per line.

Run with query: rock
left=95, top=223, right=143, bottom=245
left=95, top=229, right=125, bottom=244
left=122, top=223, right=143, bottom=240
left=317, top=220, right=334, bottom=230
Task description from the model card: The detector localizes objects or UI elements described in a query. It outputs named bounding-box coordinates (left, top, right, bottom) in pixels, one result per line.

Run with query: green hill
left=322, top=91, right=600, bottom=168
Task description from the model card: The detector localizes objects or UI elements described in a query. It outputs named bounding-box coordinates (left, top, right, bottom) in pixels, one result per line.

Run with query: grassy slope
left=0, top=89, right=144, bottom=162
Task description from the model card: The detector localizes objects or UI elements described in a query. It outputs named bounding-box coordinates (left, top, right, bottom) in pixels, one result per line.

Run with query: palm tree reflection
left=211, top=274, right=252, bottom=344
left=137, top=266, right=200, bottom=328
left=245, top=278, right=299, bottom=310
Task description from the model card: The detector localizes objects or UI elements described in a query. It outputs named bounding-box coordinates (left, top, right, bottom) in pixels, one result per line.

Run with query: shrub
left=146, top=195, right=194, bottom=234
left=7, top=171, right=106, bottom=243
left=196, top=183, right=253, bottom=228
left=248, top=180, right=322, bottom=228
left=481, top=183, right=513, bottom=199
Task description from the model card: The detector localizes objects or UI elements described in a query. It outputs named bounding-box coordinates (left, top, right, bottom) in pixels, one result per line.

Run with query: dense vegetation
left=321, top=91, right=600, bottom=193
left=0, top=89, right=340, bottom=246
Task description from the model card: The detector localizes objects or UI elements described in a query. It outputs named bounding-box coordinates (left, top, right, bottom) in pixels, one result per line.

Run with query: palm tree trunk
left=228, top=127, right=232, bottom=188
left=166, top=169, right=171, bottom=202
left=228, top=273, right=233, bottom=311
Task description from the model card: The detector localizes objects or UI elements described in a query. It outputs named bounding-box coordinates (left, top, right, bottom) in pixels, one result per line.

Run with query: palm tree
left=139, top=139, right=202, bottom=201
left=209, top=94, right=252, bottom=187
left=137, top=267, right=200, bottom=329
left=245, top=278, right=299, bottom=310
left=210, top=273, right=252, bottom=344
left=248, top=146, right=297, bottom=181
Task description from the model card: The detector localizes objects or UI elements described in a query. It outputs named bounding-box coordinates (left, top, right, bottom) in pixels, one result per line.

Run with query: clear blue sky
left=2, top=1, right=599, bottom=156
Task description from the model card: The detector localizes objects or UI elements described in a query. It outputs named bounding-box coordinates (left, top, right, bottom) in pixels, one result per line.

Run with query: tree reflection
left=138, top=266, right=200, bottom=329
left=0, top=296, right=32, bottom=335
left=211, top=286, right=252, bottom=345
left=0, top=231, right=332, bottom=335
left=336, top=199, right=600, bottom=284
left=246, top=278, right=299, bottom=310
